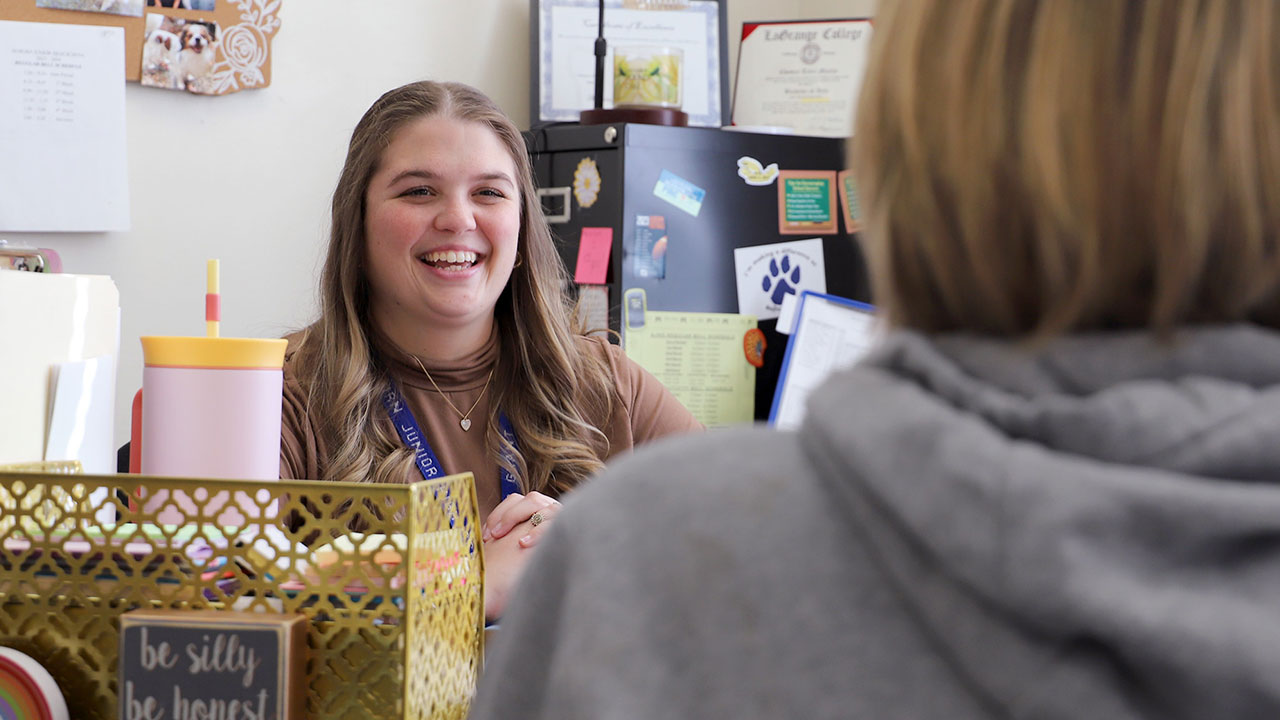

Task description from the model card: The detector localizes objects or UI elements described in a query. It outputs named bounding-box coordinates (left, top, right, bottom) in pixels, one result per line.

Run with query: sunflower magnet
left=574, top=157, right=602, bottom=209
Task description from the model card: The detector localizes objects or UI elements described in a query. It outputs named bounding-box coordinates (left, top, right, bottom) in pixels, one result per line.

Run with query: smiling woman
left=363, top=115, right=521, bottom=346
left=279, top=81, right=703, bottom=621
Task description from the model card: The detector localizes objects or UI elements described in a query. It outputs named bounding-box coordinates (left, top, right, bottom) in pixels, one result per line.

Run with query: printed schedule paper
left=0, top=20, right=129, bottom=232
left=625, top=311, right=757, bottom=428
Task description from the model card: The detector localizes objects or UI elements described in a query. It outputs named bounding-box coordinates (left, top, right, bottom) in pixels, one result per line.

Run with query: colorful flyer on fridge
left=838, top=169, right=862, bottom=232
left=733, top=238, right=826, bottom=321
left=777, top=170, right=838, bottom=235
left=631, top=214, right=668, bottom=279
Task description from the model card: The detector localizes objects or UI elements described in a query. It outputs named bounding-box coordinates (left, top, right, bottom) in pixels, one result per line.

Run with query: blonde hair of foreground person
left=856, top=0, right=1280, bottom=339
left=290, top=81, right=616, bottom=492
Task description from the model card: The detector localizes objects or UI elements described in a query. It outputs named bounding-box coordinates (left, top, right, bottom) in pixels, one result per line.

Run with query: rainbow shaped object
left=0, top=648, right=69, bottom=720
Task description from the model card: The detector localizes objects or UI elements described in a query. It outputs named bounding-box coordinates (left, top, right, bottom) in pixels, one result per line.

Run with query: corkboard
left=0, top=0, right=281, bottom=95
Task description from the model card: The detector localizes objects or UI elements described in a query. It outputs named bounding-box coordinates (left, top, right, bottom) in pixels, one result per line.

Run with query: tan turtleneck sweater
left=279, top=328, right=703, bottom=520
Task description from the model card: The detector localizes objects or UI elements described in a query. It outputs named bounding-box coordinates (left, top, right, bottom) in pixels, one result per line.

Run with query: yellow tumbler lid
left=141, top=336, right=288, bottom=369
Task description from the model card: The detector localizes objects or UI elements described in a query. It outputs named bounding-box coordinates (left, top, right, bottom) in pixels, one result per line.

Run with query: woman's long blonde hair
left=855, top=0, right=1280, bottom=338
left=292, top=81, right=614, bottom=494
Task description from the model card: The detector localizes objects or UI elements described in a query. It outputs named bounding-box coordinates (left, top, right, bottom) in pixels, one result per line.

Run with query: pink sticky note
left=574, top=227, right=613, bottom=284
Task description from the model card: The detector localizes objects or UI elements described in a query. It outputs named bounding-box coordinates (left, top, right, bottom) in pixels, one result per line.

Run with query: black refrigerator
left=525, top=122, right=871, bottom=420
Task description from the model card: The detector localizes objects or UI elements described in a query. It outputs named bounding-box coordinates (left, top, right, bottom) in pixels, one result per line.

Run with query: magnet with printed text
left=737, top=156, right=779, bottom=186
left=652, top=170, right=706, bottom=217
left=777, top=170, right=838, bottom=235
left=573, top=284, right=610, bottom=336
left=632, top=215, right=668, bottom=280
left=838, top=169, right=862, bottom=232
left=624, top=288, right=648, bottom=332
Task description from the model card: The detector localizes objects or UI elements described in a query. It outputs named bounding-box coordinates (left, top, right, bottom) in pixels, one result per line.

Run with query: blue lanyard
left=496, top=414, right=520, bottom=499
left=381, top=383, right=521, bottom=499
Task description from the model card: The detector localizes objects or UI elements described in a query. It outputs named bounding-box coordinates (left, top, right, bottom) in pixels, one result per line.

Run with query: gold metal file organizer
left=0, top=471, right=484, bottom=720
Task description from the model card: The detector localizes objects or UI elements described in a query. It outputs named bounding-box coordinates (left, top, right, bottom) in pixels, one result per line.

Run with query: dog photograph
left=36, top=0, right=144, bottom=17
left=140, top=14, right=182, bottom=90
left=140, top=14, right=220, bottom=94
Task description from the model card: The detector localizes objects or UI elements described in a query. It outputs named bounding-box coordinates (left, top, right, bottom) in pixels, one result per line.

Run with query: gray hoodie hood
left=802, top=324, right=1280, bottom=719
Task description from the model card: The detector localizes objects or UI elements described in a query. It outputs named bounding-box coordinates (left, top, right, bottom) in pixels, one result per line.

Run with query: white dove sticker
left=737, top=156, right=780, bottom=186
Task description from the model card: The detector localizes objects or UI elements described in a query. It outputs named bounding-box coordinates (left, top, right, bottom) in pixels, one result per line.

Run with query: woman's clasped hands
left=480, top=491, right=561, bottom=620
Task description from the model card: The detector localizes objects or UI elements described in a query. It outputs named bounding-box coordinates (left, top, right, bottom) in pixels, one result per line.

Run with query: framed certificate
left=529, top=0, right=730, bottom=127
left=731, top=19, right=874, bottom=138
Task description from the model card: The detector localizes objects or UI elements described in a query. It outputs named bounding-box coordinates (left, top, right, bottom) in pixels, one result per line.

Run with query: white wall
left=799, top=0, right=877, bottom=19
left=3, top=0, right=874, bottom=451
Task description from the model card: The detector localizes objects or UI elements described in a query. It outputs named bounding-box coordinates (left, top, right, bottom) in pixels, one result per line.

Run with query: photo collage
left=33, top=0, right=221, bottom=94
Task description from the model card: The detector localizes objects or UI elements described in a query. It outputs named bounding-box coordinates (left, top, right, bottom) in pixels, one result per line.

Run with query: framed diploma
left=731, top=19, right=874, bottom=138
left=530, top=0, right=730, bottom=127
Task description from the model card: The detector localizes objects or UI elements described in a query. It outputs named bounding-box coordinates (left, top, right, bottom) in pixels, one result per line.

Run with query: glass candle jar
left=613, top=45, right=684, bottom=109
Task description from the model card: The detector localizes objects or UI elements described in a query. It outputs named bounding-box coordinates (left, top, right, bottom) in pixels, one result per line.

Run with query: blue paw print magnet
left=761, top=254, right=801, bottom=305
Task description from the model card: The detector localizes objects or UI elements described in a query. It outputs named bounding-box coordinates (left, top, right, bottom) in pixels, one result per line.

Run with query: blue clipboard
left=768, top=291, right=876, bottom=428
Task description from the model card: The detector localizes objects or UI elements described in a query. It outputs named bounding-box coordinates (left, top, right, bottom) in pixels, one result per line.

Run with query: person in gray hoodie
left=469, top=1, right=1280, bottom=718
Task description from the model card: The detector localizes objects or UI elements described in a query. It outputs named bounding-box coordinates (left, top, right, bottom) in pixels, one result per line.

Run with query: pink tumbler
left=138, top=336, right=287, bottom=523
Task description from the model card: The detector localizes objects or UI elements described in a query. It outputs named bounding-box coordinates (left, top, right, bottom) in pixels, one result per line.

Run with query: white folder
left=0, top=271, right=119, bottom=470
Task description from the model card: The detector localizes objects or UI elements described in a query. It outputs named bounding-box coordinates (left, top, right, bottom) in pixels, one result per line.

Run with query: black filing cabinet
left=525, top=122, right=871, bottom=419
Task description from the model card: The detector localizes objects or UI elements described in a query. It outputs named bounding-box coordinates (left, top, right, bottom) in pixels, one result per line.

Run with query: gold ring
left=530, top=511, right=545, bottom=528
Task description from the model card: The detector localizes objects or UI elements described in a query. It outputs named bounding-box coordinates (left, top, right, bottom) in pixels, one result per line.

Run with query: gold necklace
left=410, top=355, right=493, bottom=432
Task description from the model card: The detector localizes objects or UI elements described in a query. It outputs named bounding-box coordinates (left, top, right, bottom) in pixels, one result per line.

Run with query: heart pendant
left=460, top=418, right=472, bottom=432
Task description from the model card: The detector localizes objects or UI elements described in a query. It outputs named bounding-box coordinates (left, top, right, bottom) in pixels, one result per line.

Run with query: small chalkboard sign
left=118, top=610, right=305, bottom=720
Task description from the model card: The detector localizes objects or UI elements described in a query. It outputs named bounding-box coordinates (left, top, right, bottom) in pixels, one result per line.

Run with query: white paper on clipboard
left=768, top=291, right=878, bottom=431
